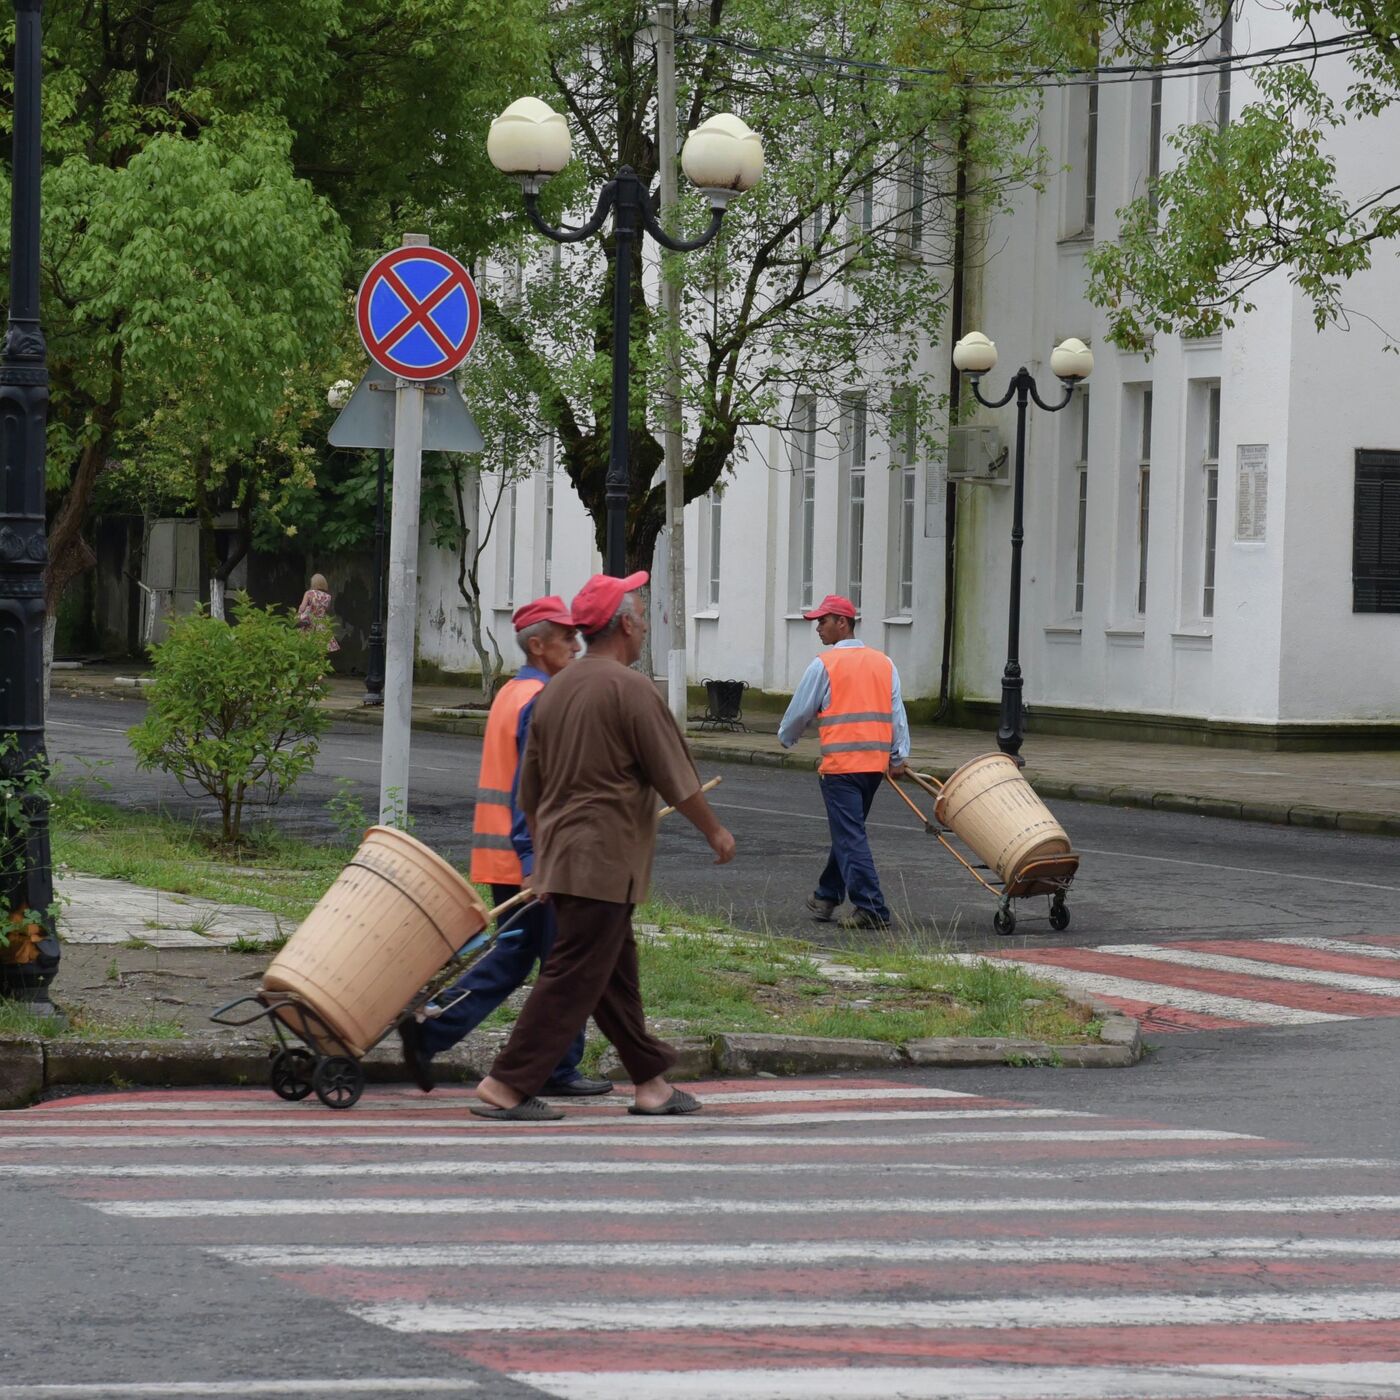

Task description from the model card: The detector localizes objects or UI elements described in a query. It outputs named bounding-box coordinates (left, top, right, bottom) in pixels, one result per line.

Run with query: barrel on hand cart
left=217, top=825, right=490, bottom=1108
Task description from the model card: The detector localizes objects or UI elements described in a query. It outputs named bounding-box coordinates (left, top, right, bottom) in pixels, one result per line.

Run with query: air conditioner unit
left=946, top=424, right=1009, bottom=484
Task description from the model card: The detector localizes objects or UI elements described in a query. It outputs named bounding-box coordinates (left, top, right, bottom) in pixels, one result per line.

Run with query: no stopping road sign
left=356, top=245, right=480, bottom=381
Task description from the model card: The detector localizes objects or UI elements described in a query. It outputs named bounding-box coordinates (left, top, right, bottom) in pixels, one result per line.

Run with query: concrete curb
left=0, top=1001, right=1141, bottom=1107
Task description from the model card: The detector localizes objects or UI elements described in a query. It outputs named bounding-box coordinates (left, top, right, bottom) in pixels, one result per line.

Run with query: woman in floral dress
left=295, top=572, right=341, bottom=654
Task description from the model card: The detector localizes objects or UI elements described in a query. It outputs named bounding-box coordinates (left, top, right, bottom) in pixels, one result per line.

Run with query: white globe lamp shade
left=952, top=331, right=998, bottom=376
left=1050, top=337, right=1094, bottom=381
left=681, top=113, right=764, bottom=192
left=327, top=379, right=353, bottom=411
left=487, top=97, right=572, bottom=178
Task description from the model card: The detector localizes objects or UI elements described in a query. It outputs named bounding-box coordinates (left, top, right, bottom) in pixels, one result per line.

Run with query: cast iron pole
left=0, top=0, right=60, bottom=1007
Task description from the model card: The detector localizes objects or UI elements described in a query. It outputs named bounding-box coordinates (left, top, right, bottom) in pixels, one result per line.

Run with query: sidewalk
left=56, top=663, right=1400, bottom=838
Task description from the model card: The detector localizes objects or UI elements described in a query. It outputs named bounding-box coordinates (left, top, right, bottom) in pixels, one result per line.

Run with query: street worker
left=397, top=595, right=614, bottom=1099
left=471, top=570, right=736, bottom=1122
left=778, top=592, right=910, bottom=931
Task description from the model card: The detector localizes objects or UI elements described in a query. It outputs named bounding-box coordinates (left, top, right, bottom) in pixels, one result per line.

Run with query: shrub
left=128, top=595, right=331, bottom=843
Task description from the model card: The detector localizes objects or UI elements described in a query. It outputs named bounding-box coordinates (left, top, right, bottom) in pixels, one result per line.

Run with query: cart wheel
left=1048, top=899, right=1071, bottom=932
left=269, top=1048, right=315, bottom=1102
left=313, top=1055, right=365, bottom=1110
left=993, top=907, right=1017, bottom=937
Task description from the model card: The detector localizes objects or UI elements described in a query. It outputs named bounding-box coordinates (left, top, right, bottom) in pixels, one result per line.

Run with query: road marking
left=335, top=754, right=458, bottom=775
left=508, top=1365, right=1400, bottom=1399
left=1272, top=935, right=1400, bottom=962
left=950, top=955, right=1347, bottom=1024
left=212, top=1235, right=1400, bottom=1269
left=94, top=1192, right=1400, bottom=1220
left=45, top=720, right=131, bottom=735
left=0, top=1384, right=479, bottom=1398
left=356, top=1289, right=1400, bottom=1333
left=1075, top=844, right=1400, bottom=893
left=1094, top=942, right=1400, bottom=995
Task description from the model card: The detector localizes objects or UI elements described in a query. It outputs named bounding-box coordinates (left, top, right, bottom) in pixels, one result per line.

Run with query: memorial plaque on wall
left=1235, top=443, right=1268, bottom=542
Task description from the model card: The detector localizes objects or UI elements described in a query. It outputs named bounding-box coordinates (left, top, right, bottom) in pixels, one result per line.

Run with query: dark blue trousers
left=418, top=882, right=585, bottom=1084
left=814, top=771, right=891, bottom=922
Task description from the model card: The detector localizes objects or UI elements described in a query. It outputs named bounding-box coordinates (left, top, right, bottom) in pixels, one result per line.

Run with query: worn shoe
left=540, top=1075, right=616, bottom=1097
left=806, top=895, right=839, bottom=923
left=469, top=1096, right=565, bottom=1122
left=838, top=909, right=893, bottom=931
left=628, top=1088, right=702, bottom=1117
left=396, top=1017, right=434, bottom=1094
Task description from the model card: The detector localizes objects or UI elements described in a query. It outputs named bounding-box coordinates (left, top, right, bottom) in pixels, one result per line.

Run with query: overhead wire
left=678, top=27, right=1371, bottom=91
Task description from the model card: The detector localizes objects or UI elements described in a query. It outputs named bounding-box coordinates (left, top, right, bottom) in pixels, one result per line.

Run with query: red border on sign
left=355, top=245, right=480, bottom=381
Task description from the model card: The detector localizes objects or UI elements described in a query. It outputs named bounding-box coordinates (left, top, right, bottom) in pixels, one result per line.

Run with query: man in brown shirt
left=472, top=570, right=735, bottom=1122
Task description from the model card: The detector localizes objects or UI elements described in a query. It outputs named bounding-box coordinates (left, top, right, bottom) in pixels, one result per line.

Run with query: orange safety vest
left=815, top=647, right=896, bottom=775
left=469, top=674, right=545, bottom=885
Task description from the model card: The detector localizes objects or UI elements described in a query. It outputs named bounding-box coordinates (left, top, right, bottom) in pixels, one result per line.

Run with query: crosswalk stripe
left=355, top=1290, right=1400, bottom=1333
left=952, top=955, right=1346, bottom=1024
left=210, top=1236, right=1400, bottom=1269
left=0, top=1384, right=479, bottom=1398
left=0, top=1128, right=1256, bottom=1152
left=93, top=1192, right=1400, bottom=1219
left=506, top=1364, right=1400, bottom=1399
left=1094, top=942, right=1400, bottom=996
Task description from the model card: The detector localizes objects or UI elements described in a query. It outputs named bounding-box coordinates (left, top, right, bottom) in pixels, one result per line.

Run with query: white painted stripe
left=1076, top=842, right=1400, bottom=894
left=1096, top=942, right=1400, bottom=996
left=510, top=1364, right=1400, bottom=1400
left=0, top=1384, right=477, bottom=1398
left=0, top=1128, right=1254, bottom=1153
left=94, top=1192, right=1400, bottom=1220
left=951, top=955, right=1347, bottom=1023
left=0, top=1109, right=1085, bottom=1132
left=357, top=1289, right=1400, bottom=1334
left=1271, top=935, right=1400, bottom=963
left=19, top=1087, right=981, bottom=1112
left=211, top=1235, right=1400, bottom=1269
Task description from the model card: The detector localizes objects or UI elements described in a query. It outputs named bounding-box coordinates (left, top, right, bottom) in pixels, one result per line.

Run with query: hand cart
left=210, top=888, right=539, bottom=1110
left=885, top=769, right=1079, bottom=937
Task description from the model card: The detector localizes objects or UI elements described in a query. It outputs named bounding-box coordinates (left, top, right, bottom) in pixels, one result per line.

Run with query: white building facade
left=417, top=6, right=1400, bottom=745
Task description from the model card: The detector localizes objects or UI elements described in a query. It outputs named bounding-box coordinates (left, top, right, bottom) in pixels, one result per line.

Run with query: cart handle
left=657, top=774, right=721, bottom=819
left=906, top=768, right=944, bottom=799
left=484, top=887, right=535, bottom=924
left=883, top=771, right=933, bottom=829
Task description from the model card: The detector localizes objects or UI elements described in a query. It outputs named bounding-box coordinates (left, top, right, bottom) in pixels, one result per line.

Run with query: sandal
left=469, top=1096, right=565, bottom=1122
left=628, top=1088, right=702, bottom=1117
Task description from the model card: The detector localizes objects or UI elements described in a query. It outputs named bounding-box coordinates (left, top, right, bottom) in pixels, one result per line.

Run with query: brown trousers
left=488, top=893, right=677, bottom=1097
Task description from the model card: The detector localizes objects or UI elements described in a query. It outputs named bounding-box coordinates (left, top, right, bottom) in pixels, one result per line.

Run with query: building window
left=849, top=175, right=874, bottom=237
left=706, top=489, right=723, bottom=609
left=897, top=138, right=926, bottom=254
left=897, top=467, right=916, bottom=613
left=1085, top=78, right=1100, bottom=231
left=889, top=387, right=918, bottom=615
left=1065, top=77, right=1100, bottom=238
left=1147, top=72, right=1164, bottom=216
left=1136, top=389, right=1153, bottom=615
left=790, top=396, right=817, bottom=611
left=840, top=393, right=867, bottom=609
left=1354, top=449, right=1400, bottom=613
left=1074, top=391, right=1090, bottom=614
left=1200, top=5, right=1234, bottom=133
left=1202, top=385, right=1221, bottom=618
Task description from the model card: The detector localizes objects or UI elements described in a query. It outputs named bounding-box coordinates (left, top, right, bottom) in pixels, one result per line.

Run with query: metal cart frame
left=885, top=769, right=1079, bottom=937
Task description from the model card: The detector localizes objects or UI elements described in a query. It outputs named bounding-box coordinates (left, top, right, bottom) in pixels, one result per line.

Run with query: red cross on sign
left=355, top=245, right=480, bottom=381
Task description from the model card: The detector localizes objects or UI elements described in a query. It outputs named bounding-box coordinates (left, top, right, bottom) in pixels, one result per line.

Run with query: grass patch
left=0, top=1000, right=182, bottom=1042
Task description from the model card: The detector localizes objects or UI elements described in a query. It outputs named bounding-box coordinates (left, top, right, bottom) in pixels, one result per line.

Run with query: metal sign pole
left=380, top=372, right=425, bottom=825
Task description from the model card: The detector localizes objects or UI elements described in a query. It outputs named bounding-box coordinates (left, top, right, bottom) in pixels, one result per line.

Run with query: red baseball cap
left=511, top=595, right=574, bottom=632
left=570, top=570, right=649, bottom=635
left=802, top=593, right=858, bottom=620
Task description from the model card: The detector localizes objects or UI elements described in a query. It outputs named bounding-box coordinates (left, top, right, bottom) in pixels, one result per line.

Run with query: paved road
left=47, top=695, right=1400, bottom=954
left=6, top=1060, right=1400, bottom=1397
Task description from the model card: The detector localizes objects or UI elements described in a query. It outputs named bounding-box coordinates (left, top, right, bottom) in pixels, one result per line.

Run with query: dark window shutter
left=1354, top=449, right=1400, bottom=613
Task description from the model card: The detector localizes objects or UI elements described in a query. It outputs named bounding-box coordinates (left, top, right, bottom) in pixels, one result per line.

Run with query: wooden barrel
left=261, top=826, right=487, bottom=1057
left=933, top=753, right=1072, bottom=886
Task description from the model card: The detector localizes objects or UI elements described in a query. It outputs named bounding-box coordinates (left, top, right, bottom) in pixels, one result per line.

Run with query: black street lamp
left=0, top=0, right=60, bottom=1008
left=952, top=332, right=1094, bottom=765
left=328, top=378, right=387, bottom=706
left=487, top=99, right=763, bottom=576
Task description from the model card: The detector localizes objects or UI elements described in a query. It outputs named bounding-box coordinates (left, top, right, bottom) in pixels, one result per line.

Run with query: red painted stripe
left=1030, top=990, right=1250, bottom=1033
left=1004, top=947, right=1400, bottom=1018
left=427, top=1319, right=1400, bottom=1372
left=1173, top=938, right=1400, bottom=981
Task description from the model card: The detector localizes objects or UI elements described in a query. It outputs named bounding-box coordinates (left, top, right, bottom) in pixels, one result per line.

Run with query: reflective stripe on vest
left=816, top=648, right=895, bottom=775
left=469, top=675, right=545, bottom=884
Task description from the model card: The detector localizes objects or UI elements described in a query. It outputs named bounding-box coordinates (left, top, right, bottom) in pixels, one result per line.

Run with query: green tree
left=1050, top=0, right=1400, bottom=348
left=487, top=0, right=1046, bottom=573
left=0, top=0, right=545, bottom=644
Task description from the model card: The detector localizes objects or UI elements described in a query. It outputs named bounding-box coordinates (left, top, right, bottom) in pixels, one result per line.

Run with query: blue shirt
left=506, top=665, right=550, bottom=878
left=777, top=639, right=910, bottom=765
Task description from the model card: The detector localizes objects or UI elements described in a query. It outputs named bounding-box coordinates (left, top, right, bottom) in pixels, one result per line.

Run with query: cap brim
left=801, top=608, right=824, bottom=619
left=620, top=570, right=649, bottom=591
